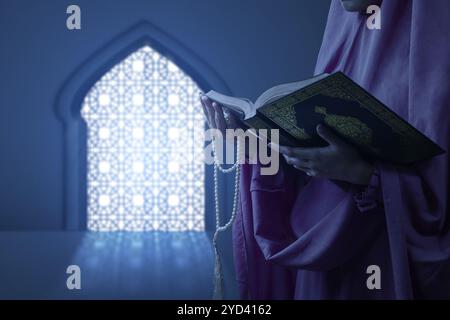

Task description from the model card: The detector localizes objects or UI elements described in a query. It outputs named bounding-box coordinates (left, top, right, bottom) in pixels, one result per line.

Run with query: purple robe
left=233, top=0, right=450, bottom=299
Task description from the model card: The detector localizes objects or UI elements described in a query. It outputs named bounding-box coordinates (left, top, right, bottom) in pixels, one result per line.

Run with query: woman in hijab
left=201, top=0, right=450, bottom=299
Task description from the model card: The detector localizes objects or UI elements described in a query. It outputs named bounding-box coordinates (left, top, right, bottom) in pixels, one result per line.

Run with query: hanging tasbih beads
left=211, top=137, right=241, bottom=299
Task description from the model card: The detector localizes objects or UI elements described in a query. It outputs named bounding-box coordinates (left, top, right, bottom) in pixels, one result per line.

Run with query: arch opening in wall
left=56, top=22, right=231, bottom=231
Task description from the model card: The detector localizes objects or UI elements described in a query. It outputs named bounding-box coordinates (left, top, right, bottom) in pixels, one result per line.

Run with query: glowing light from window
left=81, top=46, right=204, bottom=231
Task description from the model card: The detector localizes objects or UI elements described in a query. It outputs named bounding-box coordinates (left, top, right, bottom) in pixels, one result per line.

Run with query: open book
left=204, top=72, right=444, bottom=165
left=205, top=73, right=329, bottom=120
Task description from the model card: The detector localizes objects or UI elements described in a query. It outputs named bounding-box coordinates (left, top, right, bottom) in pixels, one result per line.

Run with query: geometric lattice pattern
left=81, top=46, right=204, bottom=231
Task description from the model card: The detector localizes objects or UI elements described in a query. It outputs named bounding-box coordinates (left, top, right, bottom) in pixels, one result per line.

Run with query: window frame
left=56, top=21, right=231, bottom=231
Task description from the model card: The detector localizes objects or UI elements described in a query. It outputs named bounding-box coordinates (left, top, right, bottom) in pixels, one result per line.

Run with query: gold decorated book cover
left=244, top=72, right=444, bottom=165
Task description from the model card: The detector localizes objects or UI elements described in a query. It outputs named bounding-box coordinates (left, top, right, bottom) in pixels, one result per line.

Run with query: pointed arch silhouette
left=56, top=21, right=231, bottom=230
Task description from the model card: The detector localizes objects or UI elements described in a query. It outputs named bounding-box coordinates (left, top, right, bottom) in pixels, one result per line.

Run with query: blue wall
left=0, top=0, right=330, bottom=230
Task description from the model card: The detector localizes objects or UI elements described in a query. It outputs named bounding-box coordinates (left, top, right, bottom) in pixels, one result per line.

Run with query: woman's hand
left=276, top=124, right=374, bottom=185
left=200, top=95, right=240, bottom=138
left=200, top=95, right=256, bottom=160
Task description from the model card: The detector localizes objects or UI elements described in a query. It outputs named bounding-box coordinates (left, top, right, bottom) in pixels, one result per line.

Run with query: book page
left=254, top=73, right=329, bottom=109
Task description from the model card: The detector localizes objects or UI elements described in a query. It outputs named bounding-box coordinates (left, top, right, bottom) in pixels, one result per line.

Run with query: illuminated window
left=81, top=46, right=204, bottom=231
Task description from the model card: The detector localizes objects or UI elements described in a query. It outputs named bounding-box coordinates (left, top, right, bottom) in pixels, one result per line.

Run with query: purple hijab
left=233, top=0, right=450, bottom=299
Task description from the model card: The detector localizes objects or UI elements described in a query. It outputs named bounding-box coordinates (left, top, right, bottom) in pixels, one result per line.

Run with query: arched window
left=81, top=46, right=204, bottom=231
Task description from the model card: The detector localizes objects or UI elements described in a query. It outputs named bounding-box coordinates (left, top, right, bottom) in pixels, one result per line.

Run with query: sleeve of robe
left=233, top=158, right=385, bottom=299
left=244, top=160, right=385, bottom=272
left=232, top=160, right=300, bottom=299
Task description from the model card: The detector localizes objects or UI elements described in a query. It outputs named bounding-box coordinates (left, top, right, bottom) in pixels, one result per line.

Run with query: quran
left=205, top=72, right=445, bottom=165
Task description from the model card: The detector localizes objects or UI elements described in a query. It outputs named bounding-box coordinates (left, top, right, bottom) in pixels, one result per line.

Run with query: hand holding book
left=204, top=72, right=444, bottom=165
left=200, top=95, right=241, bottom=137
left=201, top=93, right=374, bottom=186
left=275, top=123, right=374, bottom=185
left=200, top=94, right=257, bottom=161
